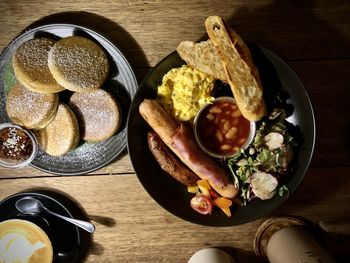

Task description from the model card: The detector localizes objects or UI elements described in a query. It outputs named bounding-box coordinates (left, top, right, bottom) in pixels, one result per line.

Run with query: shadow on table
left=225, top=0, right=350, bottom=60
left=223, top=0, right=350, bottom=206
left=225, top=0, right=350, bottom=170
left=215, top=246, right=258, bottom=263
left=27, top=11, right=149, bottom=83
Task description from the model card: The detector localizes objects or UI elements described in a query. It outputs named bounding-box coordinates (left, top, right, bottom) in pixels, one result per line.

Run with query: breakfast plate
left=0, top=192, right=81, bottom=262
left=127, top=46, right=315, bottom=226
left=0, top=24, right=138, bottom=175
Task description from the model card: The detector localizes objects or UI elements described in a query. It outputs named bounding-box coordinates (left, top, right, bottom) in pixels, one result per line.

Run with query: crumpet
left=6, top=83, right=59, bottom=129
left=35, top=103, right=80, bottom=156
left=48, top=36, right=109, bottom=93
left=12, top=38, right=65, bottom=94
left=68, top=89, right=121, bottom=142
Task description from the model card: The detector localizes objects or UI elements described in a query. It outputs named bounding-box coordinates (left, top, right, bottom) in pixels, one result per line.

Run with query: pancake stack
left=6, top=36, right=122, bottom=157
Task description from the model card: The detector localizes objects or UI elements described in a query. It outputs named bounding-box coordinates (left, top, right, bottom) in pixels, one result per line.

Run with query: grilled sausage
left=148, top=131, right=199, bottom=186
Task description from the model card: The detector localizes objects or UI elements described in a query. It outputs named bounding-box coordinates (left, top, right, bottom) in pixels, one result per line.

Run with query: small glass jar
left=193, top=97, right=256, bottom=159
left=0, top=123, right=38, bottom=168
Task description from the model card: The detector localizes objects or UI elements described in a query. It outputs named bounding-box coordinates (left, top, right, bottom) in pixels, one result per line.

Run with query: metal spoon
left=15, top=196, right=95, bottom=233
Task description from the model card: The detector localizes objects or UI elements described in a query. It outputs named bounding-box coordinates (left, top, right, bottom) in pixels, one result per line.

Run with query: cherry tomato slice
left=209, top=189, right=219, bottom=199
left=190, top=195, right=213, bottom=215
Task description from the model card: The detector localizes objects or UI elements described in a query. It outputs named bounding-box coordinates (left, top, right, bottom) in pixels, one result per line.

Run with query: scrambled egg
left=157, top=65, right=215, bottom=122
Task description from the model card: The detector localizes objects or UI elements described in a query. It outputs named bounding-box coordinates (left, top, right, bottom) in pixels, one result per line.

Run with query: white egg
left=188, top=248, right=236, bottom=263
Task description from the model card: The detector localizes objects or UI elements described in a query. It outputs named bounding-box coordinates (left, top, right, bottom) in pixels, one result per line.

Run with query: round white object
left=266, top=227, right=336, bottom=263
left=188, top=248, right=235, bottom=263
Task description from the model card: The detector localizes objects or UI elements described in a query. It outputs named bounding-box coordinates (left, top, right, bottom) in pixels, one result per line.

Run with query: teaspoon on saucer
left=15, top=196, right=95, bottom=233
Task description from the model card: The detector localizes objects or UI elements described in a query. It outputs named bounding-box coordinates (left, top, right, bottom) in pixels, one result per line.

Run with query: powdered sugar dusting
left=35, top=104, right=78, bottom=156
left=49, top=37, right=109, bottom=90
left=13, top=38, right=57, bottom=85
left=6, top=84, right=57, bottom=128
left=69, top=89, right=119, bottom=141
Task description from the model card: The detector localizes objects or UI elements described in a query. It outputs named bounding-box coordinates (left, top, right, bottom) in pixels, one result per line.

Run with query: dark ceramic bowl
left=193, top=96, right=256, bottom=160
left=127, top=46, right=315, bottom=226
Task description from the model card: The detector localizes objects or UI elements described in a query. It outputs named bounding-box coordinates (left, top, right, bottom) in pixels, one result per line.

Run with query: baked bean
left=220, top=144, right=231, bottom=151
left=227, top=127, right=238, bottom=137
left=209, top=106, right=222, bottom=114
left=232, top=110, right=241, bottom=118
left=223, top=121, right=230, bottom=131
left=215, top=130, right=223, bottom=142
left=206, top=113, right=215, bottom=121
left=238, top=138, right=246, bottom=145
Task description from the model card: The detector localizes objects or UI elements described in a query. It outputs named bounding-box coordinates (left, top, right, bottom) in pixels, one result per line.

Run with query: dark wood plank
left=0, top=0, right=349, bottom=68
left=291, top=60, right=350, bottom=167
left=0, top=153, right=134, bottom=178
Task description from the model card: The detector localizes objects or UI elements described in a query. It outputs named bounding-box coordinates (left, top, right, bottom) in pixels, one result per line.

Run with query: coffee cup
left=266, top=226, right=336, bottom=263
left=188, top=248, right=235, bottom=263
left=0, top=219, right=53, bottom=263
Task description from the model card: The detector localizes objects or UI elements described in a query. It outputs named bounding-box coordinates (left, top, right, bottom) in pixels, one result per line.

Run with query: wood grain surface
left=0, top=0, right=349, bottom=262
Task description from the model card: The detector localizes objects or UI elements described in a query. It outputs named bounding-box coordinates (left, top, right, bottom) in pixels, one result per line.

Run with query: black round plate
left=127, top=47, right=315, bottom=226
left=0, top=192, right=80, bottom=262
left=0, top=23, right=138, bottom=175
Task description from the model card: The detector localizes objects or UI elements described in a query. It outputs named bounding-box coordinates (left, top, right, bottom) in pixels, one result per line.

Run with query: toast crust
left=205, top=16, right=267, bottom=121
left=177, top=40, right=227, bottom=82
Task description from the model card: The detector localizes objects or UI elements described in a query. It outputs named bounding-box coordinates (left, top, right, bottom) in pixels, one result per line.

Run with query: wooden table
left=0, top=1, right=349, bottom=262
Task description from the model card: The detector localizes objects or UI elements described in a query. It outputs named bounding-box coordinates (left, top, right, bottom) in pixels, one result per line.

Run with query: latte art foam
left=0, top=219, right=53, bottom=263
left=0, top=232, right=45, bottom=263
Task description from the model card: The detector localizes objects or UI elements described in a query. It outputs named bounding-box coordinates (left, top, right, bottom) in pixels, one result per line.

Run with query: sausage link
left=147, top=131, right=199, bottom=186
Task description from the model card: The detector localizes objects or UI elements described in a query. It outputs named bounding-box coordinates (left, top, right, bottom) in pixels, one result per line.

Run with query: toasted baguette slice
left=205, top=16, right=267, bottom=121
left=176, top=38, right=252, bottom=83
left=177, top=40, right=227, bottom=82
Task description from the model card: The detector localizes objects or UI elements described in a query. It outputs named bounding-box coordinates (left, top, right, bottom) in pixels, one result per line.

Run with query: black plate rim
left=0, top=23, right=138, bottom=175
left=262, top=47, right=316, bottom=195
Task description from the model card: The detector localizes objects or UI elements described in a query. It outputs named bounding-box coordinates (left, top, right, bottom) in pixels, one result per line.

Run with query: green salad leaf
left=226, top=109, right=297, bottom=205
